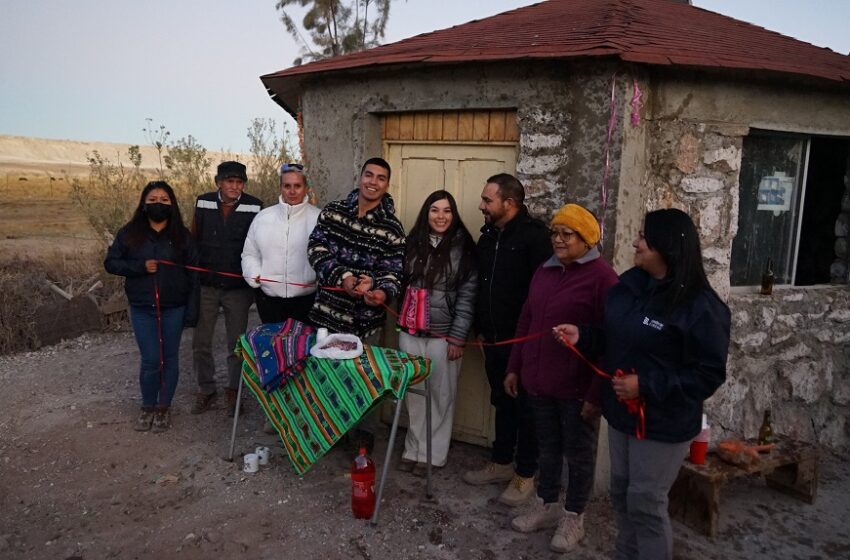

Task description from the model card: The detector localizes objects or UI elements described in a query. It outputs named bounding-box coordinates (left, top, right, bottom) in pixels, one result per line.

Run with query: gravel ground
left=1, top=318, right=848, bottom=560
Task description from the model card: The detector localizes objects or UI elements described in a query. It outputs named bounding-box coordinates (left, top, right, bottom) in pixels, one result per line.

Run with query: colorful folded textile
left=238, top=337, right=430, bottom=474
left=246, top=319, right=316, bottom=392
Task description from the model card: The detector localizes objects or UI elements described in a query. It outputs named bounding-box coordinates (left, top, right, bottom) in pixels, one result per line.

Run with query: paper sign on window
left=756, top=171, right=794, bottom=213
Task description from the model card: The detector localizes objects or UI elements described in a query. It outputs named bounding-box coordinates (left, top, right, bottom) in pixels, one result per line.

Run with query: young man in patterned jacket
left=307, top=157, right=406, bottom=451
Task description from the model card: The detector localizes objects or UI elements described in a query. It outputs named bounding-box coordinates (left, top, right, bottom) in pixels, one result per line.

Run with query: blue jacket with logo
left=585, top=266, right=730, bottom=443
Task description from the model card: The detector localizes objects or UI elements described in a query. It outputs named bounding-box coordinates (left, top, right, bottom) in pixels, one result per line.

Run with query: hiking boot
left=151, top=407, right=171, bottom=433
left=225, top=389, right=242, bottom=417
left=190, top=392, right=216, bottom=415
left=511, top=497, right=566, bottom=533
left=134, top=407, right=154, bottom=431
left=462, top=462, right=514, bottom=486
left=498, top=474, right=536, bottom=506
left=550, top=511, right=585, bottom=553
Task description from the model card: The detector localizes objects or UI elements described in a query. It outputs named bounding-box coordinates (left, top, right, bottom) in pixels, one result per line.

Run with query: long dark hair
left=643, top=208, right=714, bottom=312
left=405, top=190, right=476, bottom=290
left=124, top=181, right=188, bottom=249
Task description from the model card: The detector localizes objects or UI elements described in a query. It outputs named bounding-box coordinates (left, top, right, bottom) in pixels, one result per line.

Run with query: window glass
left=731, top=134, right=806, bottom=286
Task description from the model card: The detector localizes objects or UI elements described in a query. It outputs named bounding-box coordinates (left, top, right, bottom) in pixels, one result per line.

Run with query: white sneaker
left=550, top=511, right=585, bottom=553
left=511, top=498, right=566, bottom=533
left=498, top=474, right=536, bottom=506
left=462, top=462, right=514, bottom=485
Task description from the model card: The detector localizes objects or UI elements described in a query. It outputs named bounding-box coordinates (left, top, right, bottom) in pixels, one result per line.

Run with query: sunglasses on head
left=280, top=163, right=304, bottom=173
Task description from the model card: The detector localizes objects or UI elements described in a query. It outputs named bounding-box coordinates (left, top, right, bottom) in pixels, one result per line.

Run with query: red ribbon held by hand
left=555, top=332, right=646, bottom=440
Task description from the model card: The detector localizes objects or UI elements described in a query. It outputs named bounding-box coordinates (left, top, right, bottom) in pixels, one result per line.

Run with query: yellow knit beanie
left=550, top=203, right=601, bottom=246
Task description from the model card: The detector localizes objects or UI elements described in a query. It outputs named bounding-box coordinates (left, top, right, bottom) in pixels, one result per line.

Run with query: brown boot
left=190, top=392, right=216, bottom=415
left=134, top=407, right=154, bottom=431
left=225, top=389, right=242, bottom=417
left=151, top=407, right=171, bottom=433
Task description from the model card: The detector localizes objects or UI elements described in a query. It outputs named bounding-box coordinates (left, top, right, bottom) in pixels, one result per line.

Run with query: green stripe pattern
left=238, top=335, right=430, bottom=474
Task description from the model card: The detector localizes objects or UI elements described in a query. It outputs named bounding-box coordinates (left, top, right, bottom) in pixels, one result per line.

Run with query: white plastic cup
left=243, top=453, right=259, bottom=473
left=316, top=328, right=329, bottom=343
left=255, top=446, right=270, bottom=465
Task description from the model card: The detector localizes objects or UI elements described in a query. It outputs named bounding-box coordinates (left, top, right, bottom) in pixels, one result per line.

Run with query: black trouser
left=483, top=344, right=538, bottom=478
left=529, top=396, right=599, bottom=513
left=255, top=291, right=315, bottom=325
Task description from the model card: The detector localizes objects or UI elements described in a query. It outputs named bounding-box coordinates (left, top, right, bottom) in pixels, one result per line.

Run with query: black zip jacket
left=104, top=225, right=200, bottom=326
left=475, top=207, right=552, bottom=342
left=583, top=267, right=730, bottom=443
left=192, top=191, right=262, bottom=289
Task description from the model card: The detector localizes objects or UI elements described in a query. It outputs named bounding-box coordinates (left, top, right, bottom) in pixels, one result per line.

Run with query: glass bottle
left=758, top=410, right=774, bottom=445
left=760, top=258, right=774, bottom=295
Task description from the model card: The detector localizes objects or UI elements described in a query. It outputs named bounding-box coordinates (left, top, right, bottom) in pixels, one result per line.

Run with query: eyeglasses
left=549, top=229, right=578, bottom=241
left=280, top=163, right=304, bottom=173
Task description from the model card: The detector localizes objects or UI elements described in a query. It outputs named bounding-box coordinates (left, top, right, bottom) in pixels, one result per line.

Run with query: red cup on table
left=689, top=440, right=708, bottom=464
left=690, top=417, right=710, bottom=464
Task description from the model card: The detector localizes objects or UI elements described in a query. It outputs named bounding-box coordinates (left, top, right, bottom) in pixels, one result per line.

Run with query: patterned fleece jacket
left=307, top=188, right=405, bottom=337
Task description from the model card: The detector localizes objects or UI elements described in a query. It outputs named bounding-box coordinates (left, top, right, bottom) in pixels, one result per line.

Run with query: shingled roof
left=262, top=0, right=850, bottom=113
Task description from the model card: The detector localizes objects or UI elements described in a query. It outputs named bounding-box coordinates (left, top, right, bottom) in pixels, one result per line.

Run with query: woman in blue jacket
left=556, top=208, right=730, bottom=560
left=105, top=181, right=198, bottom=433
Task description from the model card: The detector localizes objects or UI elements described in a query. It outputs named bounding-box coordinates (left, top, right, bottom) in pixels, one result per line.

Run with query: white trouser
left=399, top=333, right=461, bottom=467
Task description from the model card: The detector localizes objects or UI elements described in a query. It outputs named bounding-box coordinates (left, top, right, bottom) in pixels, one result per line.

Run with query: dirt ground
left=1, top=311, right=849, bottom=560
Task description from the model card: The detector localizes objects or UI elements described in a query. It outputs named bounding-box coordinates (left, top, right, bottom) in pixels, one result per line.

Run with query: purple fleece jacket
left=506, top=249, right=618, bottom=403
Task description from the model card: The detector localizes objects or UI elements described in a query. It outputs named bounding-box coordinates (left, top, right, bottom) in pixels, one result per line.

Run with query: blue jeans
left=130, top=305, right=186, bottom=407
left=529, top=396, right=599, bottom=513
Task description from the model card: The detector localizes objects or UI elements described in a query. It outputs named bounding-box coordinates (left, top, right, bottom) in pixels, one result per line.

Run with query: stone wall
left=628, top=71, right=850, bottom=449
left=714, top=290, right=850, bottom=449
left=298, top=59, right=622, bottom=239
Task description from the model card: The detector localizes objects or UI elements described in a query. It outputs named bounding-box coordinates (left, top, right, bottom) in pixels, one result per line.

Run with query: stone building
left=261, top=0, right=850, bottom=449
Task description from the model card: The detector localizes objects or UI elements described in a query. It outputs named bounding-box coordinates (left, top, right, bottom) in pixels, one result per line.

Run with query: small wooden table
left=668, top=436, right=818, bottom=537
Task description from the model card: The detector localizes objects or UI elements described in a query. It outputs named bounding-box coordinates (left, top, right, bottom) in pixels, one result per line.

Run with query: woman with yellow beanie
left=503, top=203, right=618, bottom=553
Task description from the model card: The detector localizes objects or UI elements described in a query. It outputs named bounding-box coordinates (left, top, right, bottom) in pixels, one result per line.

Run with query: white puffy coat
left=241, top=195, right=321, bottom=298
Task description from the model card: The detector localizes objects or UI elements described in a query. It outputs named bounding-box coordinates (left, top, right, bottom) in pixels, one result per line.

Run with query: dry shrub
left=0, top=249, right=126, bottom=355
left=0, top=258, right=48, bottom=354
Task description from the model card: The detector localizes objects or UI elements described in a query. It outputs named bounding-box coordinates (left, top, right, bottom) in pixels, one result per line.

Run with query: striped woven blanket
left=237, top=335, right=430, bottom=474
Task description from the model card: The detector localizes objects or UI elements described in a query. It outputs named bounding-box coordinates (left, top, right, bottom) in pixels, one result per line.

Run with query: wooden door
left=384, top=141, right=517, bottom=446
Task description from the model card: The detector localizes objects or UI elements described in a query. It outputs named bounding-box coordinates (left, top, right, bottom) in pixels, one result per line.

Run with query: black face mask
left=144, top=203, right=172, bottom=223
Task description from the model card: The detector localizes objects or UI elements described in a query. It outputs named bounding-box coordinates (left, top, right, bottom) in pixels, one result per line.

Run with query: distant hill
left=0, top=134, right=244, bottom=178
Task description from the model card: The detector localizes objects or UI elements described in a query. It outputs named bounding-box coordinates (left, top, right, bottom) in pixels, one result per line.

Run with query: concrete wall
left=626, top=71, right=850, bottom=449
left=298, top=60, right=624, bottom=251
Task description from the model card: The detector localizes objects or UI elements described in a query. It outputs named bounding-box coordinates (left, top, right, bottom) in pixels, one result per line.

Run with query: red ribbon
left=156, top=260, right=647, bottom=437
left=555, top=333, right=646, bottom=440
left=153, top=275, right=165, bottom=390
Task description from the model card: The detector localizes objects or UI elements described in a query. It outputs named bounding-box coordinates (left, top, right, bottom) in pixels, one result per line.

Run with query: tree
left=276, top=0, right=391, bottom=65
left=246, top=118, right=298, bottom=205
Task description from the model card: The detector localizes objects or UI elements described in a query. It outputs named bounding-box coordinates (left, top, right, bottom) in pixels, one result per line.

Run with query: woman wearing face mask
left=556, top=208, right=730, bottom=560
left=397, top=190, right=477, bottom=476
left=105, top=181, right=199, bottom=433
left=241, top=163, right=321, bottom=324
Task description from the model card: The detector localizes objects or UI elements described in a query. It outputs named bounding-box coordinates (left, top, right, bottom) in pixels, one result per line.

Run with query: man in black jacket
left=463, top=173, right=552, bottom=507
left=190, top=161, right=262, bottom=416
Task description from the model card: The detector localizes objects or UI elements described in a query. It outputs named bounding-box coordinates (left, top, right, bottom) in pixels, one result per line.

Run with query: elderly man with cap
left=502, top=203, right=618, bottom=553
left=190, top=161, right=262, bottom=416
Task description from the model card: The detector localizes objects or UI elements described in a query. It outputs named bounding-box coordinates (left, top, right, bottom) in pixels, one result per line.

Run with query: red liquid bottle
left=351, top=447, right=376, bottom=519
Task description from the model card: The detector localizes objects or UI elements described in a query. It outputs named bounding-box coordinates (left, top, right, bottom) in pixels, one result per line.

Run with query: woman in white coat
left=242, top=164, right=321, bottom=323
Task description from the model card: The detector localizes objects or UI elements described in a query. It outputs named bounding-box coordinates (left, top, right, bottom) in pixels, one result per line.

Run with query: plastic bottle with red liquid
left=351, top=447, right=376, bottom=519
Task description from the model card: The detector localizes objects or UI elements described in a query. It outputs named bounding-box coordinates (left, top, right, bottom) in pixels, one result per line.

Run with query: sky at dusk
left=1, top=0, right=848, bottom=153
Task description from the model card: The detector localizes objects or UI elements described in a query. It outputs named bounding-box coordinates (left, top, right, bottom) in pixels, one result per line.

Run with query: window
left=731, top=131, right=849, bottom=287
